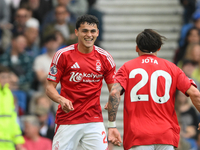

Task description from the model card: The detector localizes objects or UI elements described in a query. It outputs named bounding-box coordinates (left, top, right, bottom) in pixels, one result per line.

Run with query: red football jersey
left=115, top=54, right=196, bottom=150
left=47, top=44, right=116, bottom=124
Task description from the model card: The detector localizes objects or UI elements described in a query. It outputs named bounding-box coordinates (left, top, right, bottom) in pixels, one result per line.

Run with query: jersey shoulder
left=52, top=44, right=75, bottom=65
left=158, top=57, right=179, bottom=69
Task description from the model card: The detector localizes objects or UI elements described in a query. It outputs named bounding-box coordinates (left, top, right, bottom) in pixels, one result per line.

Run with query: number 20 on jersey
left=129, top=68, right=172, bottom=104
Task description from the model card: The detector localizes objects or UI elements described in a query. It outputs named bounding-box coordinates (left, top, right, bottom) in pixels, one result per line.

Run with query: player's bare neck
left=77, top=44, right=93, bottom=54
left=139, top=51, right=157, bottom=56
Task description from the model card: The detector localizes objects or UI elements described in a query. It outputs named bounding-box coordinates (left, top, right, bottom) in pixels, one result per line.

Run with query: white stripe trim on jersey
left=53, top=45, right=74, bottom=64
left=95, top=46, right=115, bottom=67
left=96, top=49, right=115, bottom=68
left=53, top=46, right=71, bottom=64
left=75, top=62, right=80, bottom=68
left=95, top=46, right=115, bottom=68
left=53, top=45, right=75, bottom=65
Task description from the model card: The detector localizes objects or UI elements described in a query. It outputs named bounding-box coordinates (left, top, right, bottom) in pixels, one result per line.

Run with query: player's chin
left=85, top=43, right=94, bottom=48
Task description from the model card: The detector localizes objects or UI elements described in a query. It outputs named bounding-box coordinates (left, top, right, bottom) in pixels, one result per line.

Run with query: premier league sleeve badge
left=50, top=65, right=58, bottom=75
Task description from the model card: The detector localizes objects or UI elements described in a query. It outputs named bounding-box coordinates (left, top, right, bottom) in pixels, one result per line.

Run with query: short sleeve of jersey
left=47, top=52, right=65, bottom=83
left=114, top=65, right=128, bottom=92
left=103, top=55, right=116, bottom=84
left=176, top=67, right=197, bottom=95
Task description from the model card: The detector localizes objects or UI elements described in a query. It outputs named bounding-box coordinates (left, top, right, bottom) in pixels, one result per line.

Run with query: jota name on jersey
left=69, top=72, right=103, bottom=82
left=142, top=57, right=158, bottom=65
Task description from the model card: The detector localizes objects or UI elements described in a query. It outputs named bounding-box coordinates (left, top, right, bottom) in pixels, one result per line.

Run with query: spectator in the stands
left=20, top=0, right=53, bottom=24
left=181, top=59, right=198, bottom=78
left=180, top=0, right=196, bottom=24
left=177, top=43, right=200, bottom=68
left=0, top=34, right=34, bottom=91
left=0, top=0, right=12, bottom=35
left=12, top=7, right=29, bottom=35
left=42, top=0, right=77, bottom=30
left=34, top=106, right=55, bottom=140
left=29, top=93, right=56, bottom=129
left=175, top=90, right=199, bottom=149
left=40, top=30, right=67, bottom=54
left=191, top=52, right=200, bottom=91
left=0, top=64, right=25, bottom=150
left=22, top=115, right=52, bottom=150
left=33, top=34, right=60, bottom=91
left=42, top=5, right=77, bottom=46
left=179, top=10, right=200, bottom=48
left=174, top=27, right=200, bottom=64
left=67, top=0, right=88, bottom=19
left=24, top=17, right=40, bottom=58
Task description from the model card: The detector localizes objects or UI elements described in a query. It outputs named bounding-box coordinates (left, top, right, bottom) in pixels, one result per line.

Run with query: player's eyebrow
left=82, top=29, right=97, bottom=32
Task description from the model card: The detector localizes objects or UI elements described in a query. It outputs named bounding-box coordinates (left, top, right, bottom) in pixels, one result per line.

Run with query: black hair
left=136, top=29, right=166, bottom=53
left=11, top=33, right=25, bottom=40
left=43, top=34, right=57, bottom=44
left=185, top=27, right=200, bottom=44
left=182, top=59, right=198, bottom=67
left=76, top=14, right=99, bottom=29
left=0, top=65, right=10, bottom=74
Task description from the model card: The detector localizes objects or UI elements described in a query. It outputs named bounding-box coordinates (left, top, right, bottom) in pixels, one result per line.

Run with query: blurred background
left=0, top=0, right=200, bottom=149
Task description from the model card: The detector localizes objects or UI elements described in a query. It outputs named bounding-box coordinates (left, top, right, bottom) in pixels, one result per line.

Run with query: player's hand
left=198, top=123, right=200, bottom=130
left=59, top=97, right=74, bottom=113
left=108, top=128, right=122, bottom=146
left=104, top=102, right=108, bottom=110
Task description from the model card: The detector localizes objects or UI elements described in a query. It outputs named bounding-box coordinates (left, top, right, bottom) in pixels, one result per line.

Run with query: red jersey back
left=115, top=54, right=196, bottom=150
left=47, top=44, right=116, bottom=124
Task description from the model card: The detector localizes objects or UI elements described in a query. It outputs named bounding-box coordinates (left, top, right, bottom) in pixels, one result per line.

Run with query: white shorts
left=52, top=122, right=108, bottom=150
left=129, top=145, right=175, bottom=150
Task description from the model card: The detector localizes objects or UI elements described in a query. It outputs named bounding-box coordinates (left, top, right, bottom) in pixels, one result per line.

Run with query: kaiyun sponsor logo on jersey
left=69, top=72, right=103, bottom=82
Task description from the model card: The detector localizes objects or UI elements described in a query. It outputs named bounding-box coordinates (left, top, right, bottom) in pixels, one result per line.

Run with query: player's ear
left=136, top=45, right=139, bottom=52
left=157, top=47, right=161, bottom=51
left=75, top=29, right=78, bottom=36
left=97, top=29, right=99, bottom=37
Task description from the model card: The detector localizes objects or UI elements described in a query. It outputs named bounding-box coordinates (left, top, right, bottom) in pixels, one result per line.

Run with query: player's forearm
left=46, top=83, right=63, bottom=104
left=187, top=85, right=200, bottom=112
left=108, top=83, right=122, bottom=121
left=191, top=94, right=200, bottom=112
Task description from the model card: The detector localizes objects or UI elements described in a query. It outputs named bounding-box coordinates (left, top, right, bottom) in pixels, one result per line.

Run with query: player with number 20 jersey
left=115, top=54, right=196, bottom=149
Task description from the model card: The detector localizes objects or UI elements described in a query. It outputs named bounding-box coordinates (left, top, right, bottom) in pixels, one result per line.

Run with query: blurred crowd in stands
left=175, top=0, right=200, bottom=150
left=0, top=0, right=103, bottom=149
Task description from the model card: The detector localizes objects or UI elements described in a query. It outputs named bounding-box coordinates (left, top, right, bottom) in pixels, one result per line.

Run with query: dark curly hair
left=136, top=29, right=166, bottom=53
left=76, top=14, right=99, bottom=30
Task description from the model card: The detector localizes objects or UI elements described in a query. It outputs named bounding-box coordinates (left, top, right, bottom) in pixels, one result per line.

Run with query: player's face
left=75, top=22, right=99, bottom=49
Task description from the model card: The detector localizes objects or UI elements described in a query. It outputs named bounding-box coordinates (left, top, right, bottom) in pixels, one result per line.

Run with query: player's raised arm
left=107, top=83, right=123, bottom=146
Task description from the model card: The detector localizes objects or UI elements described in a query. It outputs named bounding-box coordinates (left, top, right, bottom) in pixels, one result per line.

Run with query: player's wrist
left=108, top=121, right=116, bottom=128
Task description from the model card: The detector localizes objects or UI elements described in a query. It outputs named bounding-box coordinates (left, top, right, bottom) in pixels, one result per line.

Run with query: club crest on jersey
left=96, top=60, right=101, bottom=71
left=50, top=65, right=58, bottom=75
